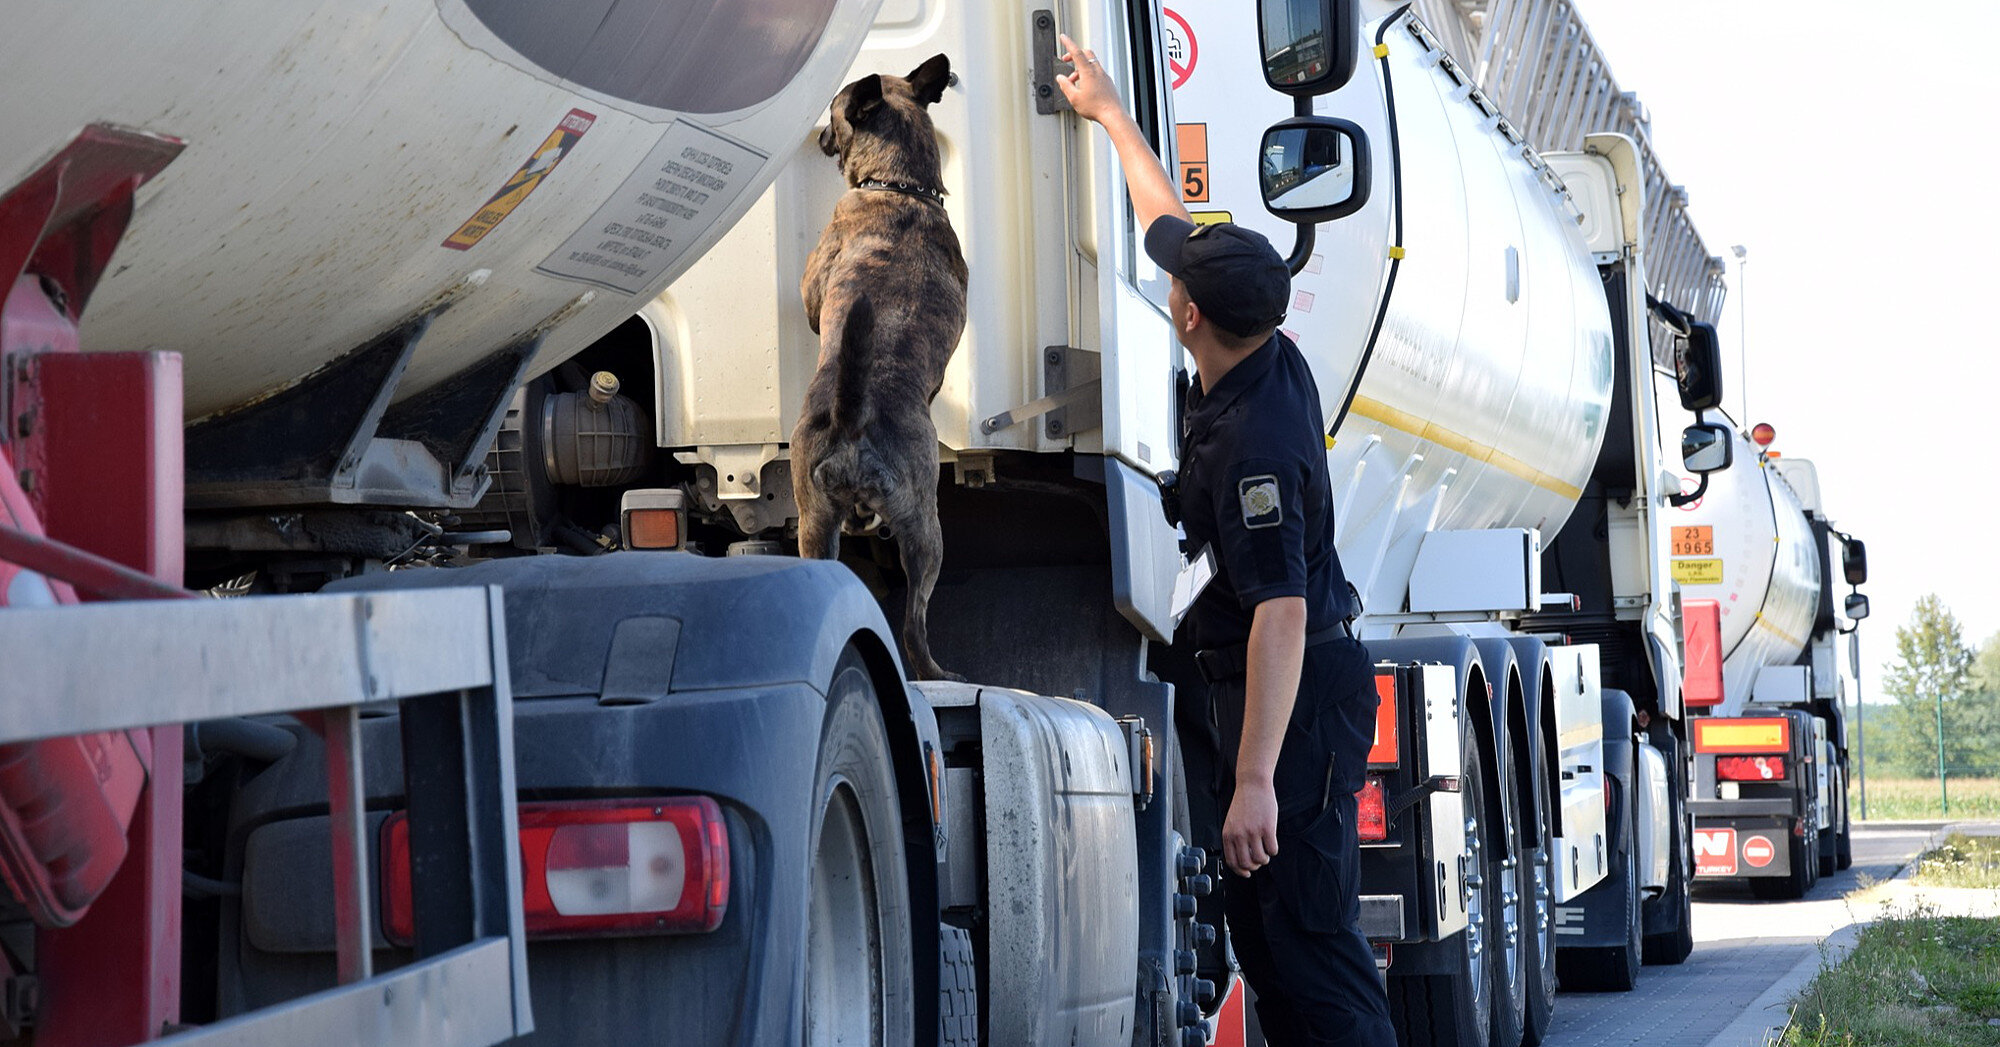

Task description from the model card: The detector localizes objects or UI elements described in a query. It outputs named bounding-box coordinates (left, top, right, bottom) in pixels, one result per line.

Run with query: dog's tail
left=827, top=299, right=873, bottom=440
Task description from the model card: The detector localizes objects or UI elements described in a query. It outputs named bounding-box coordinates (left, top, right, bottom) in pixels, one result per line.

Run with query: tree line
left=1861, top=594, right=2000, bottom=780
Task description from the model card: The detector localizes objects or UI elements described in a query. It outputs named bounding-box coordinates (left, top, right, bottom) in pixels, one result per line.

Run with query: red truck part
left=1, top=124, right=188, bottom=1044
left=1682, top=599, right=1724, bottom=708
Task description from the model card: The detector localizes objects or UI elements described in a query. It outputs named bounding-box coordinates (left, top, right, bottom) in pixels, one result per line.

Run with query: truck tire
left=1390, top=734, right=1495, bottom=1047
left=938, top=924, right=978, bottom=1047
left=803, top=649, right=915, bottom=1047
left=1639, top=818, right=1693, bottom=966
left=1520, top=736, right=1558, bottom=1046
left=1642, top=736, right=1694, bottom=967
left=1751, top=828, right=1812, bottom=900
left=1836, top=810, right=1853, bottom=872
left=1818, top=778, right=1841, bottom=878
left=1488, top=724, right=1526, bottom=1047
left=1554, top=778, right=1641, bottom=992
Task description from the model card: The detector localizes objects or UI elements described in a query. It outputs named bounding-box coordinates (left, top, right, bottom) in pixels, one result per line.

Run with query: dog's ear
left=907, top=54, right=952, bottom=107
left=843, top=74, right=885, bottom=125
left=818, top=121, right=839, bottom=157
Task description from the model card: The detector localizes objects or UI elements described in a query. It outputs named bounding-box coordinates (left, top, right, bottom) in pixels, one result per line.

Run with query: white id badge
left=1169, top=544, right=1217, bottom=627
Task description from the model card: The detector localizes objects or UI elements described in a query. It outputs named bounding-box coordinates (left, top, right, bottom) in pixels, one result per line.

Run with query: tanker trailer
left=1674, top=427, right=1868, bottom=899
left=1166, top=0, right=1757, bottom=1037
left=0, top=2, right=885, bottom=1041
left=5, top=0, right=885, bottom=586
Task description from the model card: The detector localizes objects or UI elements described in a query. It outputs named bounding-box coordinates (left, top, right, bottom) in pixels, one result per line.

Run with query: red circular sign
left=1742, top=835, right=1775, bottom=868
left=1163, top=9, right=1198, bottom=89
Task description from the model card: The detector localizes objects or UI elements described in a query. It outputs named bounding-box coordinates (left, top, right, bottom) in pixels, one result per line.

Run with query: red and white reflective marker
left=1742, top=834, right=1776, bottom=868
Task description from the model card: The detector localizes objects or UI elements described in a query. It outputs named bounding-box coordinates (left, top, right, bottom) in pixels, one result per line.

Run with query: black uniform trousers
left=1200, top=635, right=1396, bottom=1047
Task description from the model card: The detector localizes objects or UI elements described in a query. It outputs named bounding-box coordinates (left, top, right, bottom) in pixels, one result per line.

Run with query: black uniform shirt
left=1179, top=332, right=1353, bottom=651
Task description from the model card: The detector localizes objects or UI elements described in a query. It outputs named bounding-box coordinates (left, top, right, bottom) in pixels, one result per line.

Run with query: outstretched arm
left=1056, top=32, right=1190, bottom=232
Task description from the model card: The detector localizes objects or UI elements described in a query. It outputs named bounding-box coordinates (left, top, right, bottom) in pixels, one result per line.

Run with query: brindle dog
left=793, top=54, right=967, bottom=682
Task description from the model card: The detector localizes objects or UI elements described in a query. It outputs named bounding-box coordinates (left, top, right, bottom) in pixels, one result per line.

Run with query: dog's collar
left=856, top=178, right=947, bottom=206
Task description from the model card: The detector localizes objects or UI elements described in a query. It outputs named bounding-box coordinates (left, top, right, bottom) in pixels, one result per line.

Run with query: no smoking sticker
left=1163, top=8, right=1198, bottom=89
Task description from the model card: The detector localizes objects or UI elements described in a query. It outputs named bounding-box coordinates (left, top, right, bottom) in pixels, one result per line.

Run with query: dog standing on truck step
left=793, top=54, right=967, bottom=682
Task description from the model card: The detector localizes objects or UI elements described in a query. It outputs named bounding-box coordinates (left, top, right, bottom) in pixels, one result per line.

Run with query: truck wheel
left=1751, top=829, right=1811, bottom=900
left=1641, top=771, right=1694, bottom=966
left=803, top=649, right=915, bottom=1047
left=1520, top=740, right=1558, bottom=1045
left=938, top=924, right=978, bottom=1047
left=1390, top=732, right=1495, bottom=1047
left=1836, top=810, right=1853, bottom=872
left=1818, top=781, right=1840, bottom=878
left=1489, top=725, right=1526, bottom=1047
left=1554, top=779, right=1641, bottom=992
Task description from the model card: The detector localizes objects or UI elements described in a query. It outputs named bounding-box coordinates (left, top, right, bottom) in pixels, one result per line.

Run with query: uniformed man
left=1058, top=35, right=1396, bottom=1047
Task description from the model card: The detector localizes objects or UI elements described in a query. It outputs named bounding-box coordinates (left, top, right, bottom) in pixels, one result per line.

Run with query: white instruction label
left=1170, top=544, right=1217, bottom=627
left=536, top=121, right=765, bottom=294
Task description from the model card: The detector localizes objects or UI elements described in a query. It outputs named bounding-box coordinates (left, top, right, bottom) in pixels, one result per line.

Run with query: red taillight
left=382, top=797, right=730, bottom=945
left=1716, top=755, right=1787, bottom=782
left=1356, top=776, right=1387, bottom=842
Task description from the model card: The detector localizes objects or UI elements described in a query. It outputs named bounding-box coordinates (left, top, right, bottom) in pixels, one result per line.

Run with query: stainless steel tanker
left=1669, top=427, right=1822, bottom=714
left=1165, top=0, right=1616, bottom=620
left=4, top=0, right=881, bottom=424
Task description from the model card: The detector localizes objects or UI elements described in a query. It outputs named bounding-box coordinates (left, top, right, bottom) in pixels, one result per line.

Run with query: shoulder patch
left=1238, top=474, right=1282, bottom=529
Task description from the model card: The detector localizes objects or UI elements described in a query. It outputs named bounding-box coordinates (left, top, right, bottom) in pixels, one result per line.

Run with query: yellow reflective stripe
left=1751, top=612, right=1805, bottom=650
left=1345, top=393, right=1584, bottom=501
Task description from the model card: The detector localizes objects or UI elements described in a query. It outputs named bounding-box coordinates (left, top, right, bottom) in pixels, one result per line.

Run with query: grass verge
left=1852, top=777, right=2000, bottom=820
left=1773, top=906, right=2000, bottom=1046
left=1911, top=834, right=2000, bottom=889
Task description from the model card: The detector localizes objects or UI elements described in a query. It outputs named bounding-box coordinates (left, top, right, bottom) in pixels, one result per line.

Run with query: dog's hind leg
left=892, top=487, right=959, bottom=682
left=796, top=486, right=844, bottom=561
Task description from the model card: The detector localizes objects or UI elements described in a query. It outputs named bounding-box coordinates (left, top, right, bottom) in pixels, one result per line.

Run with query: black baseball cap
left=1144, top=215, right=1290, bottom=338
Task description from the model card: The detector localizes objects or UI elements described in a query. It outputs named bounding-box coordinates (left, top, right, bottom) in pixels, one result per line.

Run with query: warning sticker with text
left=1672, top=557, right=1724, bottom=585
left=444, top=109, right=595, bottom=251
left=536, top=122, right=765, bottom=295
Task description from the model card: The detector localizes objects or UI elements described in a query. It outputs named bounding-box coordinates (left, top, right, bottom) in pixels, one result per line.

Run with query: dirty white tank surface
left=2, top=0, right=880, bottom=420
left=1670, top=436, right=1821, bottom=704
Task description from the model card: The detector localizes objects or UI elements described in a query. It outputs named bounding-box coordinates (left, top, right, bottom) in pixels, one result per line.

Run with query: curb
left=1698, top=822, right=1959, bottom=1047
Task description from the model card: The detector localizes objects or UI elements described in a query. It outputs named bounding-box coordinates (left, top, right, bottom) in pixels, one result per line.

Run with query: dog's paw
left=914, top=664, right=966, bottom=684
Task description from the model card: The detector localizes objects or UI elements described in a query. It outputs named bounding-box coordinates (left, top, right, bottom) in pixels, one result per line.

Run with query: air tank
left=1670, top=433, right=1822, bottom=712
left=3, top=1, right=880, bottom=421
left=1170, top=1, right=1615, bottom=609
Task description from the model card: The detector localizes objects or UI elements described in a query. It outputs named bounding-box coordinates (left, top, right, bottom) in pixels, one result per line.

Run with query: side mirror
left=1258, top=117, right=1370, bottom=224
left=1844, top=592, right=1870, bottom=621
left=1675, top=322, right=1725, bottom=412
left=1841, top=538, right=1868, bottom=586
left=1257, top=0, right=1359, bottom=96
left=1680, top=421, right=1734, bottom=475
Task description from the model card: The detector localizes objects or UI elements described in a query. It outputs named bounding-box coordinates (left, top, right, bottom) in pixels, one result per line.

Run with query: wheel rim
left=1500, top=814, right=1521, bottom=993
left=806, top=781, right=882, bottom=1046
left=1533, top=814, right=1553, bottom=973
left=1464, top=804, right=1487, bottom=1010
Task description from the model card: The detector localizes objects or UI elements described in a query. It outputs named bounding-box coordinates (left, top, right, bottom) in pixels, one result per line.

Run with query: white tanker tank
left=5, top=0, right=880, bottom=502
left=1669, top=429, right=1822, bottom=715
left=1169, top=0, right=1615, bottom=617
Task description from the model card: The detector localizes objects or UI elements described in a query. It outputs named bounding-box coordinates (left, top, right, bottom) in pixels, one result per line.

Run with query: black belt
left=1194, top=622, right=1352, bottom=684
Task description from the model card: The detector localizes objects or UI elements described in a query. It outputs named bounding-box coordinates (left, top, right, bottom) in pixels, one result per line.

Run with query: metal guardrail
left=0, top=587, right=532, bottom=1046
left=1409, top=0, right=1729, bottom=352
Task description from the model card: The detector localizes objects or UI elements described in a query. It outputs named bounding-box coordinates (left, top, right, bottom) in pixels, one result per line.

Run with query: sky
left=1572, top=0, right=2000, bottom=691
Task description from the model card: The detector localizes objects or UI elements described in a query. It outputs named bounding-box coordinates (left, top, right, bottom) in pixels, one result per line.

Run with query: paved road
left=1538, top=821, right=1952, bottom=1047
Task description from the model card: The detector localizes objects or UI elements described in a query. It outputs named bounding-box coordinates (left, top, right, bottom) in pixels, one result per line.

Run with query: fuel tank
left=2, top=1, right=880, bottom=421
left=1169, top=0, right=1615, bottom=611
left=1669, top=434, right=1821, bottom=711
